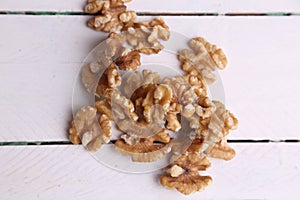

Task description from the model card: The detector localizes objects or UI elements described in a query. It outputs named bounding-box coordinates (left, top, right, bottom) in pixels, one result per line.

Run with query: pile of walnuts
left=69, top=0, right=238, bottom=195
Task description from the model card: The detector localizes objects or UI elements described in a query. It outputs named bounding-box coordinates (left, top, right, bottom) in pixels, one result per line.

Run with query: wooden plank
left=0, top=143, right=299, bottom=199
left=1, top=15, right=300, bottom=141
left=0, top=15, right=106, bottom=142
left=1, top=0, right=300, bottom=13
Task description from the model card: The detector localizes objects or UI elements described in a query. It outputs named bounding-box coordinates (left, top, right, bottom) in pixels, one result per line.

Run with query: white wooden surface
left=1, top=1, right=300, bottom=199
left=1, top=0, right=300, bottom=13
left=1, top=15, right=300, bottom=141
left=1, top=144, right=299, bottom=200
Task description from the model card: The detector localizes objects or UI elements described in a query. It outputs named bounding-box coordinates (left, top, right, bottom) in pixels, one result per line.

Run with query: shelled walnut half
left=160, top=152, right=212, bottom=195
left=86, top=0, right=136, bottom=32
left=69, top=106, right=111, bottom=152
left=122, top=17, right=170, bottom=54
left=178, top=37, right=228, bottom=84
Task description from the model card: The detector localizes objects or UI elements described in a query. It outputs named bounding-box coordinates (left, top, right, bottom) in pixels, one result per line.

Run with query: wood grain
left=1, top=15, right=300, bottom=141
left=1, top=0, right=300, bottom=13
left=0, top=143, right=299, bottom=199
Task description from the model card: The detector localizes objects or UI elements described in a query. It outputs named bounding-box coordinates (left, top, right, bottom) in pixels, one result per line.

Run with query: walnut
left=123, top=71, right=142, bottom=97
left=160, top=153, right=212, bottom=195
left=98, top=114, right=111, bottom=143
left=142, top=84, right=172, bottom=124
left=114, top=131, right=171, bottom=162
left=122, top=17, right=170, bottom=54
left=115, top=50, right=141, bottom=70
left=86, top=0, right=136, bottom=32
left=69, top=106, right=109, bottom=151
left=120, top=129, right=170, bottom=146
left=132, top=84, right=170, bottom=125
left=101, top=88, right=137, bottom=122
left=102, top=32, right=142, bottom=71
left=116, top=118, right=163, bottom=138
left=90, top=64, right=121, bottom=97
left=224, top=111, right=239, bottom=134
left=162, top=76, right=198, bottom=106
left=140, top=85, right=157, bottom=117
left=69, top=121, right=81, bottom=144
left=73, top=106, right=97, bottom=135
left=151, top=129, right=171, bottom=144
left=81, top=62, right=104, bottom=95
left=203, top=107, right=237, bottom=159
left=107, top=63, right=121, bottom=87
left=110, top=90, right=138, bottom=121
left=81, top=131, right=93, bottom=146
left=148, top=17, right=170, bottom=40
left=94, top=99, right=114, bottom=120
left=186, top=138, right=204, bottom=153
left=85, top=117, right=111, bottom=152
left=206, top=138, right=235, bottom=160
left=164, top=165, right=185, bottom=178
left=148, top=104, right=166, bottom=124
left=84, top=0, right=110, bottom=14
left=178, top=37, right=228, bottom=84
left=121, top=134, right=139, bottom=145
left=154, top=84, right=173, bottom=110
left=141, top=69, right=161, bottom=86
left=81, top=60, right=121, bottom=97
left=85, top=0, right=132, bottom=14
left=189, top=37, right=227, bottom=70
left=166, top=112, right=181, bottom=132
left=168, top=101, right=182, bottom=114
left=123, top=70, right=160, bottom=98
left=105, top=32, right=126, bottom=58
left=165, top=96, right=182, bottom=132
left=176, top=96, right=216, bottom=136
left=162, top=76, right=205, bottom=132
left=184, top=73, right=207, bottom=97
left=182, top=100, right=215, bottom=131
left=196, top=101, right=238, bottom=155
left=161, top=75, right=234, bottom=160
left=95, top=70, right=110, bottom=97
left=181, top=103, right=195, bottom=118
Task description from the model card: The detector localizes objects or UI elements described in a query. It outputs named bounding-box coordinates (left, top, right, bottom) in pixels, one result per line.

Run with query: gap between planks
left=0, top=11, right=300, bottom=16
left=1, top=139, right=300, bottom=146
